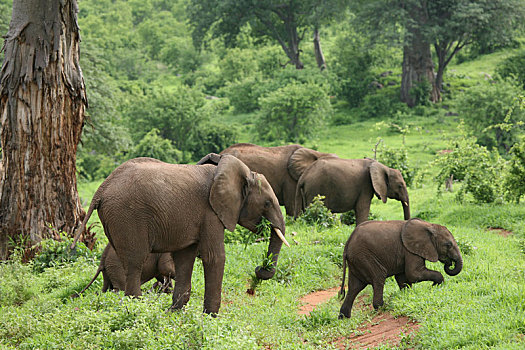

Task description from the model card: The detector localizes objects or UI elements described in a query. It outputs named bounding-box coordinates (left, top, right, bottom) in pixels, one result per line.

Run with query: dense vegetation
left=1, top=0, right=525, bottom=348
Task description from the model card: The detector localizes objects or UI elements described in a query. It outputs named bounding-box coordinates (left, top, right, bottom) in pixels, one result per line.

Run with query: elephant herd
left=71, top=143, right=462, bottom=319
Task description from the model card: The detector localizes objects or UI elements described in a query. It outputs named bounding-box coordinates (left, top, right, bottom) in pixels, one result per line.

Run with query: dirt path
left=298, top=288, right=420, bottom=349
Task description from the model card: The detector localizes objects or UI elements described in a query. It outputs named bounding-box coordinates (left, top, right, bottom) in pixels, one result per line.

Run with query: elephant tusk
left=403, top=201, right=409, bottom=207
left=274, top=228, right=290, bottom=247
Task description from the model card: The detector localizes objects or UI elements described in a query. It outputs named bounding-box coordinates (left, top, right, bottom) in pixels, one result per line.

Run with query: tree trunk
left=0, top=0, right=87, bottom=260
left=400, top=3, right=439, bottom=107
left=313, top=28, right=326, bottom=71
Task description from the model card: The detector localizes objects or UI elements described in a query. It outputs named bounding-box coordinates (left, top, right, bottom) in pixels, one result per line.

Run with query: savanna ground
left=1, top=52, right=525, bottom=349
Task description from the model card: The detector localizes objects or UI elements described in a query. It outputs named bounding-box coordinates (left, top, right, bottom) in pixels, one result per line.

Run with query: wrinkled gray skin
left=339, top=218, right=463, bottom=319
left=71, top=155, right=286, bottom=315
left=295, top=158, right=410, bottom=225
left=73, top=244, right=175, bottom=297
left=218, top=143, right=334, bottom=216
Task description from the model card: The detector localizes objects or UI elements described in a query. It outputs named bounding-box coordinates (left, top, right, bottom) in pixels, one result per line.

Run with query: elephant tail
left=70, top=266, right=103, bottom=298
left=70, top=196, right=100, bottom=250
left=338, top=252, right=347, bottom=300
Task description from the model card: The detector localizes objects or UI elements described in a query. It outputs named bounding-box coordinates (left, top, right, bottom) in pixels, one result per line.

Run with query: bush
left=298, top=195, right=339, bottom=228
left=456, top=80, right=525, bottom=154
left=256, top=82, right=331, bottom=143
left=331, top=29, right=376, bottom=107
left=33, top=232, right=95, bottom=273
left=221, top=76, right=263, bottom=113
left=340, top=210, right=378, bottom=226
left=189, top=122, right=238, bottom=162
left=496, top=50, right=525, bottom=89
left=503, top=136, right=525, bottom=203
left=432, top=133, right=505, bottom=203
left=130, top=128, right=182, bottom=163
left=377, top=145, right=416, bottom=187
left=358, top=88, right=408, bottom=120
left=77, top=151, right=120, bottom=181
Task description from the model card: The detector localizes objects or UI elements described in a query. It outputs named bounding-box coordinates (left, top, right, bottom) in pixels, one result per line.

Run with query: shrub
left=496, top=50, right=525, bottom=89
left=33, top=232, right=95, bottom=273
left=221, top=76, right=263, bottom=113
left=331, top=29, right=376, bottom=107
left=456, top=80, right=525, bottom=154
left=219, top=48, right=258, bottom=84
left=298, top=195, right=339, bottom=228
left=189, top=123, right=238, bottom=161
left=432, top=133, right=505, bottom=203
left=503, top=136, right=525, bottom=203
left=377, top=145, right=416, bottom=187
left=130, top=128, right=182, bottom=163
left=340, top=210, right=378, bottom=226
left=358, top=88, right=408, bottom=120
left=256, top=82, right=331, bottom=143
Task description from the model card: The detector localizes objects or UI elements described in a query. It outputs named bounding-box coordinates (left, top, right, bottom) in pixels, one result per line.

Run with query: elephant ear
left=370, top=161, right=388, bottom=203
left=209, top=155, right=251, bottom=232
left=401, top=218, right=438, bottom=262
left=196, top=153, right=221, bottom=166
left=288, top=148, right=332, bottom=180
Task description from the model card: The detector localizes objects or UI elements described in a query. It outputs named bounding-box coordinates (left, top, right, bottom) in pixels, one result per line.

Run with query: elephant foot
left=255, top=266, right=275, bottom=280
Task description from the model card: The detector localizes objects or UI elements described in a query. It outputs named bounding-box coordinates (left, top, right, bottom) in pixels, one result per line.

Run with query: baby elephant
left=339, top=218, right=462, bottom=319
left=73, top=244, right=175, bottom=297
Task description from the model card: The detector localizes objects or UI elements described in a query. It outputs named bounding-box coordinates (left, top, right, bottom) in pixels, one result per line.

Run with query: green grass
left=1, top=48, right=525, bottom=349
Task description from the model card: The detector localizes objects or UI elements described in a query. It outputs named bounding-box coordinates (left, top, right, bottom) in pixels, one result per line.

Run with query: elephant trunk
left=255, top=218, right=286, bottom=280
left=444, top=253, right=463, bottom=276
left=402, top=200, right=410, bottom=220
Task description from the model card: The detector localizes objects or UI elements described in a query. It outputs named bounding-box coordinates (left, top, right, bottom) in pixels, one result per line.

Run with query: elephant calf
left=73, top=244, right=175, bottom=297
left=339, top=218, right=463, bottom=319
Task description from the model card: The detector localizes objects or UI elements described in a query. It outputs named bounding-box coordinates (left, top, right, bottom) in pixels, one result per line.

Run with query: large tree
left=353, top=0, right=525, bottom=106
left=0, top=0, right=87, bottom=260
left=188, top=0, right=346, bottom=70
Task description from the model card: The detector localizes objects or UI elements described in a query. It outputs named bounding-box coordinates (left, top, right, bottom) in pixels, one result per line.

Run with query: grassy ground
left=1, top=114, right=525, bottom=349
left=1, top=49, right=524, bottom=349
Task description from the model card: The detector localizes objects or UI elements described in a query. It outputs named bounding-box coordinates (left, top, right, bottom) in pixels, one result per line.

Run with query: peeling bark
left=0, top=0, right=87, bottom=260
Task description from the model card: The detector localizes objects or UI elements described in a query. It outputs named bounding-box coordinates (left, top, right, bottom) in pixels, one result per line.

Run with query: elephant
left=295, top=157, right=410, bottom=226
left=71, top=155, right=288, bottom=315
left=72, top=244, right=175, bottom=297
left=338, top=218, right=463, bottom=319
left=215, top=143, right=335, bottom=216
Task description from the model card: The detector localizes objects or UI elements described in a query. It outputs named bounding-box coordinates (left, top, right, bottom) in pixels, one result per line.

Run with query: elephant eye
left=264, top=200, right=271, bottom=208
left=445, top=242, right=453, bottom=249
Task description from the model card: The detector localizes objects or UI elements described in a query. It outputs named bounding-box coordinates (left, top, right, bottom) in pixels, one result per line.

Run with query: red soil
left=298, top=288, right=420, bottom=349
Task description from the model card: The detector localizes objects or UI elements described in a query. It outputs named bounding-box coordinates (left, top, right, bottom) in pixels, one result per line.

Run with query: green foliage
left=340, top=210, right=378, bottom=226
left=225, top=218, right=271, bottom=248
left=256, top=82, right=331, bottom=143
left=409, top=79, right=432, bottom=107
left=298, top=195, right=340, bottom=228
left=190, top=122, right=238, bottom=160
left=433, top=132, right=505, bottom=203
left=496, top=50, right=525, bottom=89
left=126, top=85, right=207, bottom=161
left=77, top=151, right=119, bottom=181
left=33, top=232, right=95, bottom=273
left=358, top=88, right=408, bottom=120
left=456, top=80, right=525, bottom=154
left=130, top=128, right=182, bottom=163
left=377, top=144, right=416, bottom=187
left=331, top=29, right=376, bottom=107
left=504, top=136, right=525, bottom=203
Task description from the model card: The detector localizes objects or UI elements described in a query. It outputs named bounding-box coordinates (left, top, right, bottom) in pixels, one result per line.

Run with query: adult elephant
left=71, top=155, right=288, bottom=315
left=295, top=157, right=410, bottom=225
left=216, top=143, right=334, bottom=216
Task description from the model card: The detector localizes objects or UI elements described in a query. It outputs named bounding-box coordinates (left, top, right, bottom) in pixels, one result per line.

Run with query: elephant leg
left=102, top=270, right=110, bottom=292
left=170, top=244, right=198, bottom=311
left=394, top=273, right=411, bottom=289
left=201, top=242, right=226, bottom=315
left=405, top=254, right=444, bottom=285
left=339, top=273, right=367, bottom=319
left=371, top=278, right=386, bottom=310
left=124, top=251, right=148, bottom=296
left=355, top=197, right=371, bottom=226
